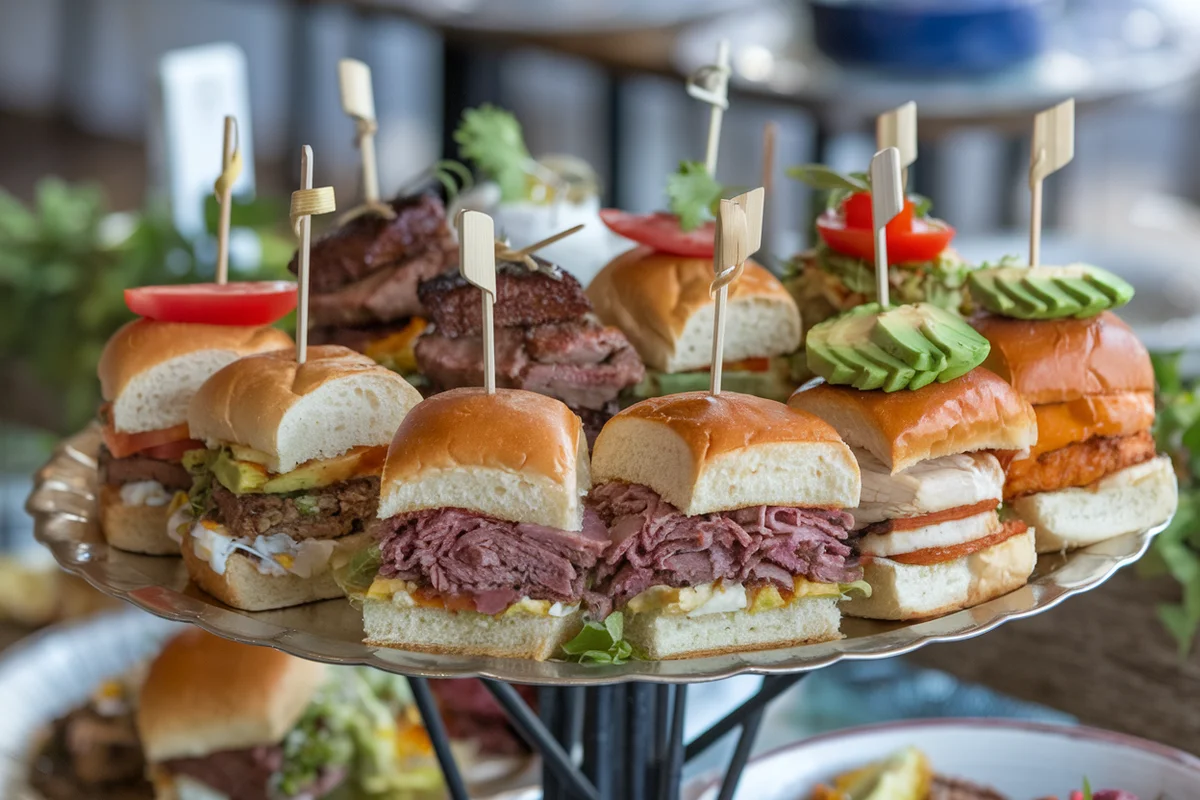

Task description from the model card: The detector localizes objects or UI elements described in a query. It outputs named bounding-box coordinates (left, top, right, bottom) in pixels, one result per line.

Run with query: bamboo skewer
left=213, top=115, right=242, bottom=285
left=289, top=146, right=336, bottom=364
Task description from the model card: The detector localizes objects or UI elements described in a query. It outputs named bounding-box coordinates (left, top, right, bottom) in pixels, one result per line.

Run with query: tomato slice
left=124, top=281, right=298, bottom=326
left=599, top=209, right=715, bottom=258
left=816, top=212, right=954, bottom=265
left=101, top=421, right=193, bottom=459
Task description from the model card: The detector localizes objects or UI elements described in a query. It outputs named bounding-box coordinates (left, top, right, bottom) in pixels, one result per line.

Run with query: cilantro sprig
left=667, top=160, right=724, bottom=231
left=454, top=104, right=533, bottom=203
left=561, top=612, right=637, bottom=664
left=786, top=163, right=933, bottom=218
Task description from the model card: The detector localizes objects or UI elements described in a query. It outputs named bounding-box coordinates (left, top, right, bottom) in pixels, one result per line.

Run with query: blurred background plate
left=26, top=427, right=1172, bottom=685
left=0, top=610, right=180, bottom=800
left=684, top=718, right=1200, bottom=799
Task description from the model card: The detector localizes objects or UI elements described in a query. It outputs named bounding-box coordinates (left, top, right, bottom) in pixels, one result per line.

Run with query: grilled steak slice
left=418, top=261, right=592, bottom=337
left=208, top=477, right=380, bottom=540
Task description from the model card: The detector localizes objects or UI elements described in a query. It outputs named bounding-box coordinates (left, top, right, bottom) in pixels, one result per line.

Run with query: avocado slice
left=833, top=747, right=932, bottom=800
left=210, top=449, right=269, bottom=494
left=872, top=305, right=949, bottom=372
left=968, top=263, right=1134, bottom=319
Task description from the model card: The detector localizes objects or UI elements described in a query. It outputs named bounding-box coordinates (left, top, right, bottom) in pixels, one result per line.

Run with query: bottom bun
left=624, top=598, right=842, bottom=660
left=844, top=527, right=1036, bottom=621
left=180, top=530, right=369, bottom=612
left=1011, top=455, right=1177, bottom=554
left=363, top=600, right=584, bottom=661
left=99, top=485, right=179, bottom=556
left=153, top=774, right=228, bottom=800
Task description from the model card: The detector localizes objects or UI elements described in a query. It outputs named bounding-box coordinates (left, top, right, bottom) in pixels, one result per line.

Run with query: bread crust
left=788, top=369, right=1037, bottom=474
left=137, top=629, right=325, bottom=763
left=99, top=485, right=180, bottom=555
left=99, top=319, right=293, bottom=403
left=972, top=311, right=1153, bottom=405
left=587, top=247, right=798, bottom=372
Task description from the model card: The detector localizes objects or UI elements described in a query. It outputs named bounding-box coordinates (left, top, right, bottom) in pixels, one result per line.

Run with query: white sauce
left=118, top=480, right=171, bottom=507
left=186, top=523, right=336, bottom=578
left=165, top=503, right=192, bottom=544
left=853, top=449, right=1004, bottom=529
left=628, top=581, right=750, bottom=618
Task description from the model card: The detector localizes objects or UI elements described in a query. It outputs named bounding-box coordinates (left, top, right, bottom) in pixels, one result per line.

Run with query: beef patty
left=207, top=477, right=380, bottom=541
left=98, top=446, right=191, bottom=491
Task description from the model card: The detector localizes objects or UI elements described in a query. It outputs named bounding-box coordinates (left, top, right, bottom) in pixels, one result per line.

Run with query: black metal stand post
left=407, top=673, right=810, bottom=800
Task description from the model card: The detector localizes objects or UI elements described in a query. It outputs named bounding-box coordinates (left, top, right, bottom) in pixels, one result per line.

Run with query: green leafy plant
left=666, top=160, right=724, bottom=231
left=786, top=163, right=933, bottom=218
left=561, top=612, right=636, bottom=664
left=1141, top=351, right=1200, bottom=656
left=454, top=104, right=533, bottom=203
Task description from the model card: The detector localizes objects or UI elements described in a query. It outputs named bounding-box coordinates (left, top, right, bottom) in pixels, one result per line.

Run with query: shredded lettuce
left=182, top=448, right=216, bottom=518
left=561, top=612, right=636, bottom=664
left=332, top=544, right=383, bottom=602
left=839, top=580, right=872, bottom=600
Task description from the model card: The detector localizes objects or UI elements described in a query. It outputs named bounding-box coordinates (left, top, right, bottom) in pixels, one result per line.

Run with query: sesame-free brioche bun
left=843, top=525, right=1036, bottom=621
left=972, top=311, right=1153, bottom=405
left=788, top=369, right=1038, bottom=474
left=188, top=345, right=422, bottom=474
left=98, top=485, right=179, bottom=555
left=378, top=388, right=589, bottom=531
left=587, top=247, right=801, bottom=373
left=591, top=391, right=860, bottom=515
left=98, top=319, right=293, bottom=434
left=137, top=629, right=326, bottom=763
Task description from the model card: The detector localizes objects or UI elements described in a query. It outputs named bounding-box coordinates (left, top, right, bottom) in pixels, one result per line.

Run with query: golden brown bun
left=188, top=345, right=422, bottom=474
left=379, top=388, right=589, bottom=530
left=788, top=369, right=1038, bottom=474
left=179, top=529, right=366, bottom=611
left=592, top=391, right=860, bottom=515
left=98, top=319, right=294, bottom=401
left=137, top=629, right=326, bottom=763
left=972, top=312, right=1153, bottom=405
left=98, top=485, right=179, bottom=555
left=587, top=247, right=800, bottom=372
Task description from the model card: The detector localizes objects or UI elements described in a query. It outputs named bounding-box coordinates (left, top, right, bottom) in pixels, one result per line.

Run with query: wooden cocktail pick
left=686, top=39, right=732, bottom=176
left=761, top=121, right=777, bottom=249
left=337, top=58, right=394, bottom=222
left=457, top=210, right=498, bottom=393
left=869, top=147, right=904, bottom=308
left=289, top=145, right=336, bottom=364
left=876, top=101, right=917, bottom=188
left=213, top=115, right=242, bottom=285
left=710, top=187, right=764, bottom=395
left=1028, top=98, right=1075, bottom=268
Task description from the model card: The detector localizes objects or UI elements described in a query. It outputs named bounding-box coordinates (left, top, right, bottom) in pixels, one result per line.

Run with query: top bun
left=592, top=391, right=860, bottom=515
left=587, top=247, right=801, bottom=373
left=98, top=319, right=294, bottom=434
left=972, top=311, right=1153, bottom=405
left=379, top=388, right=589, bottom=531
left=188, top=345, right=422, bottom=473
left=788, top=368, right=1037, bottom=474
left=137, top=629, right=325, bottom=763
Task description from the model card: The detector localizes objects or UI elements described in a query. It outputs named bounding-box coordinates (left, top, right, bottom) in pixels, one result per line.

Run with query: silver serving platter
left=28, top=427, right=1170, bottom=685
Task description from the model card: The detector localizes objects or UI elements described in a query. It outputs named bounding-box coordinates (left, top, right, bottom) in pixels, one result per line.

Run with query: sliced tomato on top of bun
left=599, top=209, right=715, bottom=258
left=124, top=281, right=298, bottom=326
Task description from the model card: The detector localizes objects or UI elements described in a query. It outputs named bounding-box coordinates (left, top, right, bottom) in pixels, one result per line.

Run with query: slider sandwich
left=415, top=256, right=644, bottom=444
left=587, top=391, right=865, bottom=659
left=137, top=629, right=443, bottom=800
left=789, top=368, right=1039, bottom=620
left=180, top=345, right=421, bottom=611
left=588, top=248, right=801, bottom=401
left=973, top=311, right=1177, bottom=552
left=292, top=192, right=458, bottom=372
left=97, top=320, right=293, bottom=555
left=362, top=387, right=607, bottom=661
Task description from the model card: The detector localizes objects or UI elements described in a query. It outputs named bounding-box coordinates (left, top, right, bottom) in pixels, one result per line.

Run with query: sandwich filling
left=416, top=263, right=645, bottom=444
left=583, top=481, right=863, bottom=621
left=370, top=508, right=609, bottom=615
left=179, top=446, right=385, bottom=578
left=850, top=450, right=1025, bottom=565
left=98, top=404, right=200, bottom=508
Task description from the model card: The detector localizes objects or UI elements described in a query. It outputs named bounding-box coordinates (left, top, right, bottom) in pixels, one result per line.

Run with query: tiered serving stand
left=27, top=427, right=1171, bottom=800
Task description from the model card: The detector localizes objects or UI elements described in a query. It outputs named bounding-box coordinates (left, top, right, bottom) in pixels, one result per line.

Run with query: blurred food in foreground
left=0, top=554, right=119, bottom=628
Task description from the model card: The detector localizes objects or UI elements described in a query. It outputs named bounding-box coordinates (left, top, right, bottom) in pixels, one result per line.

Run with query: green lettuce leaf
left=666, top=160, right=723, bottom=231
left=332, top=544, right=383, bottom=601
left=454, top=104, right=532, bottom=203
left=839, top=580, right=872, bottom=599
left=561, top=612, right=636, bottom=664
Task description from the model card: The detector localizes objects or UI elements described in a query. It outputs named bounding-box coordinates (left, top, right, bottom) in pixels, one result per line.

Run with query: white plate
left=686, top=718, right=1200, bottom=799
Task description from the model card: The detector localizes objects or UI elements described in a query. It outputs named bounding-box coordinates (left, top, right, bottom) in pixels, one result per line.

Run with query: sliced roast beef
left=306, top=247, right=452, bottom=328
left=428, top=679, right=535, bottom=756
left=208, top=477, right=379, bottom=540
left=525, top=320, right=629, bottom=364
left=165, top=745, right=283, bottom=800
left=377, top=508, right=609, bottom=613
left=98, top=446, right=192, bottom=491
left=419, top=260, right=592, bottom=337
left=586, top=482, right=859, bottom=618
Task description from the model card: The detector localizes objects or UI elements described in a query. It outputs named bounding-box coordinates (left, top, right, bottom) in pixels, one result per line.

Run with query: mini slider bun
left=378, top=387, right=589, bottom=531
left=137, top=629, right=325, bottom=764
left=99, top=487, right=180, bottom=556
left=787, top=368, right=1038, bottom=474
left=587, top=248, right=801, bottom=373
left=367, top=388, right=591, bottom=660
left=188, top=345, right=422, bottom=474
left=592, top=391, right=860, bottom=515
left=972, top=311, right=1153, bottom=405
left=99, top=319, right=294, bottom=434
